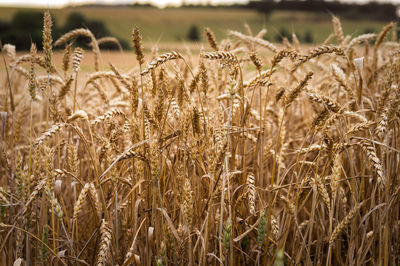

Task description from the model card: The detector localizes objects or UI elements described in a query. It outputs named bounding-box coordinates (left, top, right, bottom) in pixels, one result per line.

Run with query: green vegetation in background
left=0, top=9, right=129, bottom=50
left=187, top=25, right=200, bottom=42
left=249, top=0, right=398, bottom=21
left=0, top=6, right=390, bottom=50
left=0, top=11, right=55, bottom=51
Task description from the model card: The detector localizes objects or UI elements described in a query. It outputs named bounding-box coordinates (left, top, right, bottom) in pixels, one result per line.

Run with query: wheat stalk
left=293, top=45, right=345, bottom=70
left=246, top=173, right=256, bottom=215
left=205, top=27, right=219, bottom=51
left=332, top=16, right=344, bottom=44
left=97, top=36, right=123, bottom=51
left=96, top=219, right=112, bottom=265
left=329, top=202, right=362, bottom=245
left=141, top=51, right=183, bottom=75
left=359, top=140, right=385, bottom=188
left=229, top=30, right=277, bottom=53
left=132, top=25, right=145, bottom=65
left=285, top=72, right=313, bottom=108
left=42, top=10, right=53, bottom=72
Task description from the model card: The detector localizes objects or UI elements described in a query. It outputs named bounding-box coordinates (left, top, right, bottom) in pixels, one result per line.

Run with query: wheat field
left=0, top=11, right=399, bottom=265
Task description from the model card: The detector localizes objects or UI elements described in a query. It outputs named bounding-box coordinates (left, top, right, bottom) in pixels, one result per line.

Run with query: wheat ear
left=96, top=219, right=112, bottom=266
left=329, top=202, right=362, bottom=245
left=141, top=51, right=183, bottom=75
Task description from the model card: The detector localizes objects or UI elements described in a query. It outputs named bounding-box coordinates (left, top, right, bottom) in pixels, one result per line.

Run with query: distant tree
left=12, top=11, right=42, bottom=32
left=0, top=11, right=52, bottom=50
left=63, top=12, right=110, bottom=37
left=86, top=20, right=111, bottom=38
left=303, top=30, right=314, bottom=44
left=61, top=12, right=116, bottom=49
left=0, top=21, right=11, bottom=34
left=0, top=10, right=62, bottom=50
left=275, top=28, right=291, bottom=42
left=248, top=0, right=275, bottom=19
left=63, top=12, right=86, bottom=32
left=0, top=21, right=12, bottom=47
left=11, top=11, right=43, bottom=50
left=0, top=10, right=126, bottom=51
left=187, top=25, right=200, bottom=42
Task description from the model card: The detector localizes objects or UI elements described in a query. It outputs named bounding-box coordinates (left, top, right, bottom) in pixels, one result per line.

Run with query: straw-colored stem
left=73, top=71, right=78, bottom=113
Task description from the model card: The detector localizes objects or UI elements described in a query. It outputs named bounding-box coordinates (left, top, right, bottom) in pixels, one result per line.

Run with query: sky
left=0, top=0, right=247, bottom=8
left=0, top=0, right=399, bottom=8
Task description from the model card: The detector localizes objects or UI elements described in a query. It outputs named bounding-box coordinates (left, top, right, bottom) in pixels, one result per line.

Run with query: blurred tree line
left=0, top=11, right=129, bottom=51
left=186, top=24, right=315, bottom=44
left=248, top=0, right=398, bottom=21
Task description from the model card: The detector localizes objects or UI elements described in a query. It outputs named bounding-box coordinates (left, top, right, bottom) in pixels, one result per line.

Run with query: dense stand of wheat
left=0, top=11, right=400, bottom=265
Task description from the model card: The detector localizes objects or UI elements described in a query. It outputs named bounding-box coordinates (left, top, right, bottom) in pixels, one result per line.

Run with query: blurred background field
left=0, top=3, right=393, bottom=51
left=0, top=1, right=397, bottom=74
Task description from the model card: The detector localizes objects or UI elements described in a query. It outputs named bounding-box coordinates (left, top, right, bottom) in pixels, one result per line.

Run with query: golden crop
left=0, top=11, right=399, bottom=265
